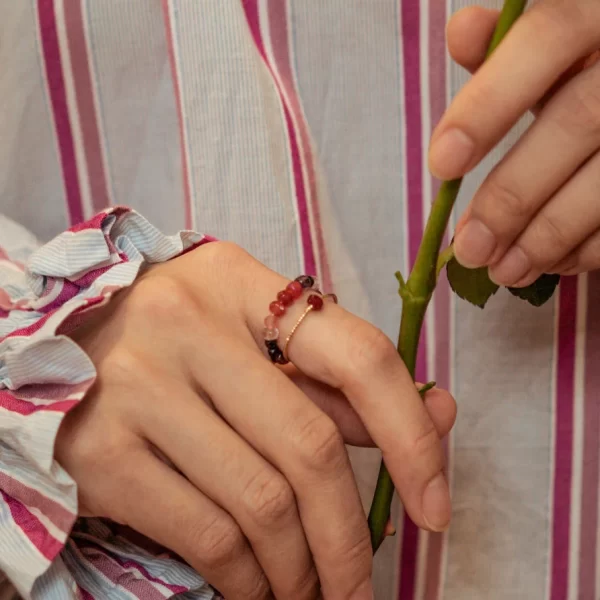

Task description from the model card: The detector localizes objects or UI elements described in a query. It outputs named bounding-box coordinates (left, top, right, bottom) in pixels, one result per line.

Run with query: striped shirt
left=0, top=1, right=598, bottom=599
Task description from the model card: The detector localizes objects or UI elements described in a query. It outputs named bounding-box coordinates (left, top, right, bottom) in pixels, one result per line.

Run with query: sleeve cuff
left=0, top=207, right=217, bottom=599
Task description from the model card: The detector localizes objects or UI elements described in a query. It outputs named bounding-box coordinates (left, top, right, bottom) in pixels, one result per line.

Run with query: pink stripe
left=78, top=540, right=187, bottom=594
left=266, top=2, right=331, bottom=290
left=1, top=490, right=64, bottom=561
left=0, top=390, right=78, bottom=416
left=161, top=1, right=193, bottom=230
left=398, top=1, right=427, bottom=598
left=37, top=0, right=84, bottom=226
left=77, top=548, right=168, bottom=599
left=550, top=276, right=578, bottom=600
left=10, top=380, right=91, bottom=401
left=1, top=310, right=54, bottom=341
left=0, top=471, right=74, bottom=534
left=578, top=271, right=600, bottom=599
left=241, top=0, right=318, bottom=278
left=425, top=0, right=450, bottom=597
left=64, top=1, right=111, bottom=212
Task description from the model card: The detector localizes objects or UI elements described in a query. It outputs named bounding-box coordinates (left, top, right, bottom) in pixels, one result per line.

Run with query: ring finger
left=136, top=377, right=318, bottom=599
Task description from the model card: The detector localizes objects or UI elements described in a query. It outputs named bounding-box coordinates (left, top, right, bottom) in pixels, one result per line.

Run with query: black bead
left=266, top=341, right=283, bottom=362
left=295, top=275, right=315, bottom=289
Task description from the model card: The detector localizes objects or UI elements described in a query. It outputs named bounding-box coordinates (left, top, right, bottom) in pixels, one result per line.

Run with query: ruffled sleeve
left=0, top=208, right=218, bottom=599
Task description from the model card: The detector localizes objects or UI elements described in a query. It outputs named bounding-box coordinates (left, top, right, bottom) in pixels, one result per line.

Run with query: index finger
left=245, top=274, right=451, bottom=533
left=429, top=0, right=600, bottom=180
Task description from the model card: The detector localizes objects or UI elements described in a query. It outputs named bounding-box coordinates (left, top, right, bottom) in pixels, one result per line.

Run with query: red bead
left=277, top=290, right=293, bottom=306
left=269, top=301, right=286, bottom=316
left=307, top=294, right=324, bottom=311
left=286, top=281, right=303, bottom=299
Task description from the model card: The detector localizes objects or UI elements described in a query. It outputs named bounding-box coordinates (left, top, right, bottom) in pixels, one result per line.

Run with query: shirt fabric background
left=0, top=1, right=598, bottom=599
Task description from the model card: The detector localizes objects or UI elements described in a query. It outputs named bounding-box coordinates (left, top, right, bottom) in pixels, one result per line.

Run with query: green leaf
left=508, top=273, right=560, bottom=307
left=445, top=257, right=499, bottom=309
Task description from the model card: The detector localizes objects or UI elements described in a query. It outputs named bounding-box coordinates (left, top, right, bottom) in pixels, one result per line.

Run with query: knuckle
left=101, top=347, right=147, bottom=386
left=199, top=241, right=253, bottom=274
left=557, top=75, right=600, bottom=137
left=334, top=532, right=373, bottom=587
left=346, top=325, right=398, bottom=378
left=129, top=275, right=197, bottom=324
left=482, top=179, right=530, bottom=224
left=243, top=573, right=272, bottom=600
left=242, top=471, right=296, bottom=528
left=289, top=412, right=346, bottom=473
left=528, top=212, right=571, bottom=263
left=285, top=567, right=321, bottom=600
left=189, top=517, right=246, bottom=570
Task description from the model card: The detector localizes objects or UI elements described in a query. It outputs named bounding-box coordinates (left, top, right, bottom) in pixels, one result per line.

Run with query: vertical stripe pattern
left=37, top=0, right=85, bottom=226
left=423, top=0, right=450, bottom=596
left=578, top=271, right=600, bottom=599
left=63, top=1, right=111, bottom=212
left=240, top=0, right=329, bottom=284
left=550, top=276, right=578, bottom=600
left=162, top=0, right=194, bottom=230
left=398, top=0, right=426, bottom=597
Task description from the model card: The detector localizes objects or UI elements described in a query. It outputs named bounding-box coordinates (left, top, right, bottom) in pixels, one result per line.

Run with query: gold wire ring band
left=282, top=293, right=337, bottom=361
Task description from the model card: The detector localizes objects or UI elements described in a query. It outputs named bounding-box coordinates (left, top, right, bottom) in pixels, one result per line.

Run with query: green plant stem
left=367, top=0, right=527, bottom=554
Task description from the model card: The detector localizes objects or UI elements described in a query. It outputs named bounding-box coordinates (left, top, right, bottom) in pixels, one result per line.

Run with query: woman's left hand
left=433, top=1, right=600, bottom=286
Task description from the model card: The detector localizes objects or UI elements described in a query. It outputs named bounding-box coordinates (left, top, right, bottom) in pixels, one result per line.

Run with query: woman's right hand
left=55, top=241, right=456, bottom=600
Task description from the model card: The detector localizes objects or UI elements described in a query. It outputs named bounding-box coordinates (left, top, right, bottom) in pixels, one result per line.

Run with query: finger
left=420, top=385, right=457, bottom=438
left=487, top=151, right=600, bottom=286
left=186, top=333, right=374, bottom=600
left=243, top=276, right=450, bottom=534
left=429, top=0, right=600, bottom=180
left=549, top=228, right=600, bottom=275
left=447, top=6, right=500, bottom=74
left=87, top=445, right=269, bottom=600
left=284, top=366, right=457, bottom=446
left=454, top=59, right=600, bottom=270
left=137, top=379, right=318, bottom=600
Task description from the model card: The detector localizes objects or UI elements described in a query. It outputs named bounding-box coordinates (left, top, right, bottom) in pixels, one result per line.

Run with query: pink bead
left=277, top=290, right=293, bottom=306
left=286, top=281, right=303, bottom=299
left=264, top=315, right=277, bottom=328
left=269, top=301, right=286, bottom=317
left=264, top=327, right=279, bottom=341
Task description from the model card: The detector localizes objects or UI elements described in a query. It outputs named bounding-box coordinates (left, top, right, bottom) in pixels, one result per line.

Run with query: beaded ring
left=264, top=275, right=337, bottom=365
left=282, top=292, right=337, bottom=361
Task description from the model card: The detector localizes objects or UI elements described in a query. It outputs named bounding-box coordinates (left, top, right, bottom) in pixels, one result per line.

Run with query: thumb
left=447, top=6, right=500, bottom=75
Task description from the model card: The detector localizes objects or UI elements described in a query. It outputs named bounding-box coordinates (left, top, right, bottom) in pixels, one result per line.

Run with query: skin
left=435, top=1, right=600, bottom=286
left=55, top=242, right=456, bottom=600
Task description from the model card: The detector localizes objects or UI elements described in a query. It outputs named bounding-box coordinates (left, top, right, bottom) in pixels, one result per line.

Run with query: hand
left=433, top=1, right=600, bottom=286
left=55, top=242, right=456, bottom=600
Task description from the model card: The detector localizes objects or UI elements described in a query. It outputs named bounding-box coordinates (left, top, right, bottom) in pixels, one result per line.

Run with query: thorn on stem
left=395, top=271, right=406, bottom=289
left=384, top=520, right=396, bottom=537
left=418, top=381, right=436, bottom=396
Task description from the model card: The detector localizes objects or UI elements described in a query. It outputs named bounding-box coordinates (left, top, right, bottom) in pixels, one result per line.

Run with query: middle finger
left=186, top=323, right=373, bottom=600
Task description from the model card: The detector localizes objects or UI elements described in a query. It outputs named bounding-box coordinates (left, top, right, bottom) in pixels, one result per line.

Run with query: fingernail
left=454, top=219, right=497, bottom=268
left=429, top=128, right=475, bottom=179
left=422, top=473, right=451, bottom=532
left=349, top=579, right=374, bottom=600
left=489, top=246, right=531, bottom=286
